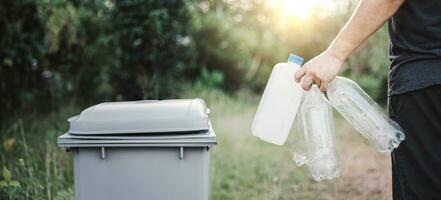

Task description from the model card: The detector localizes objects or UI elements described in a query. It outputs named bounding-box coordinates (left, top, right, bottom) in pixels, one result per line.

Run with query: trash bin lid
left=57, top=126, right=217, bottom=147
left=68, top=99, right=210, bottom=135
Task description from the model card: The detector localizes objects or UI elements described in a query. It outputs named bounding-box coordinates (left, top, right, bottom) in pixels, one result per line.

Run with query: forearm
left=327, top=0, right=405, bottom=61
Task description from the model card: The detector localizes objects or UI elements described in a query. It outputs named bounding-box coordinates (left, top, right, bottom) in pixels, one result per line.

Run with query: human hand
left=294, top=50, right=344, bottom=92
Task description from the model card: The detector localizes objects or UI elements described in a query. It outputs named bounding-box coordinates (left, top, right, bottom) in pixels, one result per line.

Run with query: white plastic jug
left=251, top=54, right=304, bottom=145
left=327, top=76, right=405, bottom=153
left=302, top=85, right=340, bottom=181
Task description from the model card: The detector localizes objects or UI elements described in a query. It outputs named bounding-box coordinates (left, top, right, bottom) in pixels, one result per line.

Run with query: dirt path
left=293, top=123, right=393, bottom=200
left=336, top=136, right=392, bottom=200
left=210, top=102, right=393, bottom=200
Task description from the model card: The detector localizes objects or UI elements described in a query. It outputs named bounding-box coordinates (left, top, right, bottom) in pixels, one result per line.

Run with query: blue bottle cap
left=288, top=54, right=304, bottom=65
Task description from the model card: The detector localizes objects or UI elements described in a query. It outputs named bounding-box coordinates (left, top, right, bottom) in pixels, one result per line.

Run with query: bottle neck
left=287, top=61, right=301, bottom=69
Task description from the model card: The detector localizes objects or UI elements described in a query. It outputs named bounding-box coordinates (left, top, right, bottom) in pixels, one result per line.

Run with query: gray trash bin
left=57, top=99, right=217, bottom=200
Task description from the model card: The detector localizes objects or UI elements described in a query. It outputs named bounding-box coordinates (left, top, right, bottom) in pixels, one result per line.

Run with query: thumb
left=294, top=68, right=306, bottom=83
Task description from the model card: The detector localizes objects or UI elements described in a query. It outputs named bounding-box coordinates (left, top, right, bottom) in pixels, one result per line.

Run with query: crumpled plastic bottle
left=301, top=85, right=341, bottom=181
left=327, top=76, right=405, bottom=153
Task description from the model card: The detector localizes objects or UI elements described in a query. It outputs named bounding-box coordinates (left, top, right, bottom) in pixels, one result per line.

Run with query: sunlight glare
left=273, top=0, right=329, bottom=19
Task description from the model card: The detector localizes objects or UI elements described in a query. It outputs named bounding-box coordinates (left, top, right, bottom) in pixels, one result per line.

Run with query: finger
left=311, top=76, right=321, bottom=89
left=301, top=75, right=314, bottom=91
left=294, top=68, right=306, bottom=83
left=320, top=80, right=329, bottom=92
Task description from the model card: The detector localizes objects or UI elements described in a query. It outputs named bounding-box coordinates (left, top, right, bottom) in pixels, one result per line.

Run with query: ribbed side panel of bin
left=57, top=99, right=217, bottom=200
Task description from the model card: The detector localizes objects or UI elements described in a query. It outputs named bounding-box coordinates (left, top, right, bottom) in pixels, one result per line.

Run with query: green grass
left=182, top=89, right=313, bottom=199
left=0, top=106, right=77, bottom=200
left=0, top=87, right=392, bottom=200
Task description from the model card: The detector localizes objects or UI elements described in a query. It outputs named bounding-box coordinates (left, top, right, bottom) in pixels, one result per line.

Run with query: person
left=293, top=0, right=441, bottom=199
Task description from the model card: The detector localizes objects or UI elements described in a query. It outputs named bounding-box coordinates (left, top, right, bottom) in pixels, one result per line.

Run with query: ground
left=195, top=89, right=393, bottom=200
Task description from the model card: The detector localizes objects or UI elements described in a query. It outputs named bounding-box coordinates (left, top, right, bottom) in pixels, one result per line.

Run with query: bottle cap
left=288, top=54, right=304, bottom=65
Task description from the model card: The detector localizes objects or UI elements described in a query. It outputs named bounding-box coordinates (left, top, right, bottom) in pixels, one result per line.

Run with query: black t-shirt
left=388, top=0, right=441, bottom=96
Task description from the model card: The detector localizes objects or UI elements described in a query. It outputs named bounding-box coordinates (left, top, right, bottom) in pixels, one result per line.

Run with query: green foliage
left=190, top=0, right=289, bottom=91
left=188, top=0, right=390, bottom=103
left=3, top=167, right=11, bottom=181
left=0, top=0, right=197, bottom=117
left=0, top=108, right=76, bottom=199
left=344, top=26, right=390, bottom=104
left=0, top=166, right=20, bottom=188
left=200, top=68, right=224, bottom=88
left=111, top=0, right=197, bottom=99
left=0, top=0, right=47, bottom=113
left=1, top=0, right=391, bottom=117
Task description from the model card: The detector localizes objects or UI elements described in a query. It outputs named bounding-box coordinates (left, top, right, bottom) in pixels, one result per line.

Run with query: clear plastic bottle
left=327, top=76, right=405, bottom=153
left=291, top=101, right=308, bottom=166
left=302, top=85, right=340, bottom=181
left=251, top=54, right=304, bottom=145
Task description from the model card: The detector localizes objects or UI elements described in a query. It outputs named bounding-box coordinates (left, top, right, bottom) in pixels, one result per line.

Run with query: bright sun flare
left=274, top=0, right=329, bottom=19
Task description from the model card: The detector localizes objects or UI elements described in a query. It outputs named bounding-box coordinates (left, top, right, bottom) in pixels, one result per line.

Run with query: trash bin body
left=58, top=99, right=216, bottom=200
left=72, top=147, right=209, bottom=200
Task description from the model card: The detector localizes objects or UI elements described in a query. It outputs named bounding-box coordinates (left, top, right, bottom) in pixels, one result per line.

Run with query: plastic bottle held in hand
left=327, top=76, right=405, bottom=153
left=251, top=54, right=304, bottom=145
left=302, top=85, right=340, bottom=181
left=291, top=106, right=309, bottom=166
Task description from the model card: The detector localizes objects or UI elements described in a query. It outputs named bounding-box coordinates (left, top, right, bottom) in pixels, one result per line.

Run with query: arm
left=294, top=0, right=405, bottom=91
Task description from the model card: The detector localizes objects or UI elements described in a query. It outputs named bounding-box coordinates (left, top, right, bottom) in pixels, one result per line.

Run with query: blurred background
left=0, top=0, right=392, bottom=199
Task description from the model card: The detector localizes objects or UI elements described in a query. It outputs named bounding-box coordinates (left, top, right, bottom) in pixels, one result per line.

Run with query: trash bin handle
left=101, top=147, right=106, bottom=159
left=179, top=147, right=184, bottom=159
